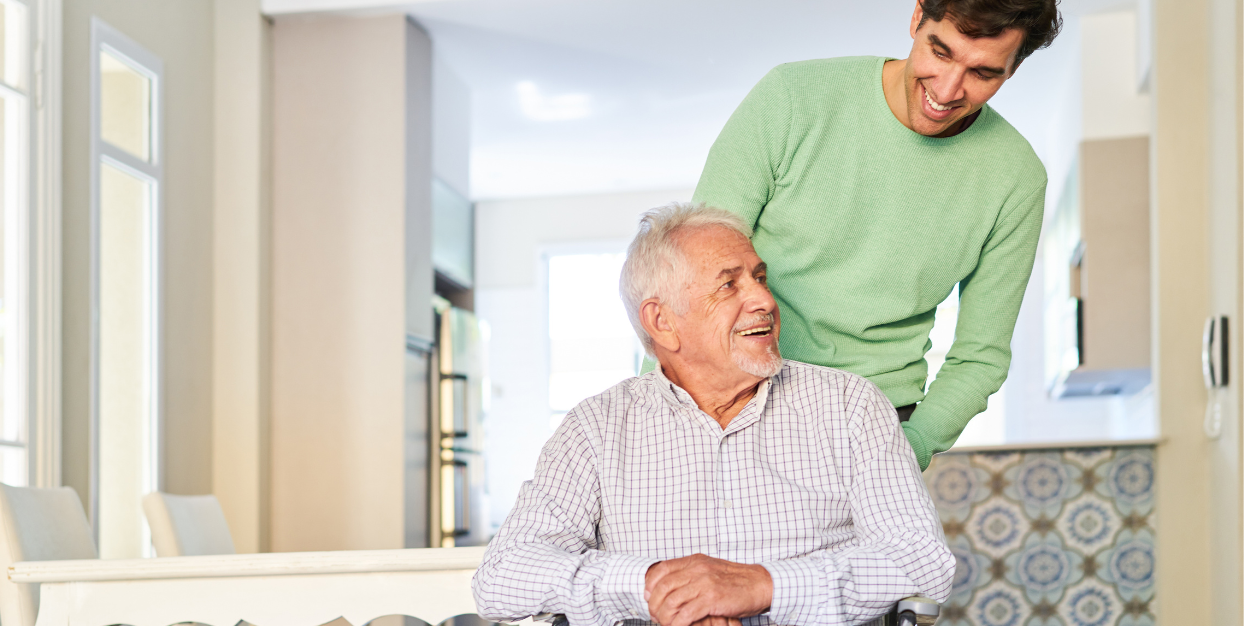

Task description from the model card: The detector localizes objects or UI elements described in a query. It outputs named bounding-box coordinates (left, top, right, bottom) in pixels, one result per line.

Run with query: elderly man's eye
left=721, top=281, right=735, bottom=290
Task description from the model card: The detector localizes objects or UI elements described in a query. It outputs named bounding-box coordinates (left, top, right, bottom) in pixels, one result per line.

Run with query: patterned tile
left=1004, top=532, right=1083, bottom=604
left=948, top=534, right=994, bottom=605
left=971, top=581, right=1030, bottom=626
left=1095, top=451, right=1155, bottom=516
left=1058, top=580, right=1119, bottom=626
left=925, top=446, right=1157, bottom=626
left=973, top=452, right=1023, bottom=474
left=926, top=455, right=993, bottom=522
left=1096, top=529, right=1156, bottom=601
left=968, top=498, right=1030, bottom=558
left=1062, top=448, right=1113, bottom=471
left=1058, top=495, right=1119, bottom=554
left=1003, top=453, right=1083, bottom=518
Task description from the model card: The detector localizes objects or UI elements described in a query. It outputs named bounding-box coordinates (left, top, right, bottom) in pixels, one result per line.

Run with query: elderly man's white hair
left=619, top=202, right=753, bottom=356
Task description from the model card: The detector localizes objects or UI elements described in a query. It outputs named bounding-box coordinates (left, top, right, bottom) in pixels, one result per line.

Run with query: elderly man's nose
left=745, top=281, right=777, bottom=311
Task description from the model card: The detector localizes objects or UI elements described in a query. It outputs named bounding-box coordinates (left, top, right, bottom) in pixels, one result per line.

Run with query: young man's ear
left=909, top=0, right=925, bottom=38
left=639, top=298, right=680, bottom=353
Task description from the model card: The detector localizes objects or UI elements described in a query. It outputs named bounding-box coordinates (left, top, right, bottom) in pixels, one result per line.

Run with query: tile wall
left=923, top=446, right=1156, bottom=626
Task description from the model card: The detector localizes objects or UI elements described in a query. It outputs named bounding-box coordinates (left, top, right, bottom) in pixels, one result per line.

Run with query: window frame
left=88, top=16, right=164, bottom=540
left=0, top=0, right=64, bottom=491
left=29, top=0, right=65, bottom=491
left=0, top=0, right=35, bottom=487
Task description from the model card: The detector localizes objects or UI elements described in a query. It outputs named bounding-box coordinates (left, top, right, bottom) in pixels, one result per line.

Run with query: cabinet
left=270, top=14, right=434, bottom=551
left=1045, top=136, right=1151, bottom=397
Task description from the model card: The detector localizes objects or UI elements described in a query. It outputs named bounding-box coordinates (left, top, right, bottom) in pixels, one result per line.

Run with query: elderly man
left=473, top=204, right=954, bottom=626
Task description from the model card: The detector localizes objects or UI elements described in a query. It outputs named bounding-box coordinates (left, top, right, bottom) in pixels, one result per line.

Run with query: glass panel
left=97, top=161, right=154, bottom=559
left=0, top=94, right=25, bottom=450
left=452, top=378, right=468, bottom=435
left=403, top=349, right=429, bottom=548
left=547, top=253, right=640, bottom=429
left=100, top=50, right=151, bottom=161
left=452, top=461, right=469, bottom=535
left=0, top=96, right=8, bottom=445
left=0, top=445, right=25, bottom=486
left=0, top=2, right=28, bottom=91
left=432, top=179, right=474, bottom=287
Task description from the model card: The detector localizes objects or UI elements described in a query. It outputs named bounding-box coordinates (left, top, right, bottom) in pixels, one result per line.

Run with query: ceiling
left=262, top=0, right=1132, bottom=200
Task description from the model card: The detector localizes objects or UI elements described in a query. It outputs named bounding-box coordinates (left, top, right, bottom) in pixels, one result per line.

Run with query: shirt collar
left=650, top=362, right=780, bottom=433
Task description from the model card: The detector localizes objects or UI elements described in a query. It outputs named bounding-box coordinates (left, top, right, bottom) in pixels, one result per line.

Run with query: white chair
left=0, top=484, right=97, bottom=626
left=142, top=492, right=236, bottom=557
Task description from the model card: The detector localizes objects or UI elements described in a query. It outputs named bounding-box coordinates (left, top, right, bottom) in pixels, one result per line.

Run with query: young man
left=691, top=0, right=1061, bottom=469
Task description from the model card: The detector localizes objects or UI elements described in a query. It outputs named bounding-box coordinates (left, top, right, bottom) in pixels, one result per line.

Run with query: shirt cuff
left=599, top=553, right=661, bottom=622
left=761, top=557, right=823, bottom=625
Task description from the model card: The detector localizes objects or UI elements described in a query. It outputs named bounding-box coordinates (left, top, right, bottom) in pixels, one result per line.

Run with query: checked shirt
left=472, top=360, right=954, bottom=626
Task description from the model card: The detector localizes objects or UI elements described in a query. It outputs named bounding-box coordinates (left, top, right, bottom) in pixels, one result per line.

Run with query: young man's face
left=903, top=4, right=1025, bottom=137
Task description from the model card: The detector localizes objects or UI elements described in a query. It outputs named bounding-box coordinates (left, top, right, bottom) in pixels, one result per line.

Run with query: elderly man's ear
left=639, top=298, right=681, bottom=353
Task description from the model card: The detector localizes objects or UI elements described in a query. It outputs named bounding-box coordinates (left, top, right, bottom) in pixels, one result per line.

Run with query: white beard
left=733, top=345, right=783, bottom=378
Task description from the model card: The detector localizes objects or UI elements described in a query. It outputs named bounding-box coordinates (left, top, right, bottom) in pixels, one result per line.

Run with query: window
left=0, top=0, right=32, bottom=488
left=90, top=18, right=162, bottom=559
left=546, top=252, right=642, bottom=430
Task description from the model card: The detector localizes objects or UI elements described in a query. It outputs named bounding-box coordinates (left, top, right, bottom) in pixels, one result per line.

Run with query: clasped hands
left=644, top=554, right=773, bottom=626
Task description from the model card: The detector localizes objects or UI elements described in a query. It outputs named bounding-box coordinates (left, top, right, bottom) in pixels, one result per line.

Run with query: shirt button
left=721, top=500, right=733, bottom=509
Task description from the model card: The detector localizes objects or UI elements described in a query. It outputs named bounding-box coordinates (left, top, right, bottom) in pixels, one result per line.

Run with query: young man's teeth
left=924, top=86, right=949, bottom=112
left=738, top=326, right=771, bottom=336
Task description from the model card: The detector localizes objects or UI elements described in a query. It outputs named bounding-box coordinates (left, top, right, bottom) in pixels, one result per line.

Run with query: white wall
left=213, top=0, right=272, bottom=554
left=1081, top=11, right=1151, bottom=141
left=476, top=188, right=692, bottom=530
left=1038, top=16, right=1082, bottom=221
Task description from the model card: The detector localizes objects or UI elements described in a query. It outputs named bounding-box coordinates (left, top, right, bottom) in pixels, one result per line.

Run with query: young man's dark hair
left=919, top=0, right=1062, bottom=67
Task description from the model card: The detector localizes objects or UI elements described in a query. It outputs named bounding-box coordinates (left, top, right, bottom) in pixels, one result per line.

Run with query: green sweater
left=694, top=56, right=1045, bottom=469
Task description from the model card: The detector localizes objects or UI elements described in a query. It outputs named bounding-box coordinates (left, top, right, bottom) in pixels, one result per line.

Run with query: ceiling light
left=516, top=81, right=591, bottom=122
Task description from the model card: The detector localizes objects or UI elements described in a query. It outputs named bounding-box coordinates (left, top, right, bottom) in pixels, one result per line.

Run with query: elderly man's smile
left=735, top=324, right=773, bottom=337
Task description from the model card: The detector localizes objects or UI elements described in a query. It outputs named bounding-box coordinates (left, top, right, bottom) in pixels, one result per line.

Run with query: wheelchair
left=536, top=595, right=938, bottom=626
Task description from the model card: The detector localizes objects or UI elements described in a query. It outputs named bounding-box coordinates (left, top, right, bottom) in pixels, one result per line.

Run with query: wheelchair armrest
left=533, top=598, right=939, bottom=626
left=895, top=596, right=939, bottom=626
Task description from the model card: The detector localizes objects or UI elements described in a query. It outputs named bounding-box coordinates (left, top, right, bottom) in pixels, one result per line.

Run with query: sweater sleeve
left=903, top=182, right=1046, bottom=468
left=691, top=65, right=796, bottom=228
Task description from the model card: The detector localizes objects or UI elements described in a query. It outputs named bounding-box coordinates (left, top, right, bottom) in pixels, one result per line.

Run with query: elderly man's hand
left=644, top=554, right=773, bottom=626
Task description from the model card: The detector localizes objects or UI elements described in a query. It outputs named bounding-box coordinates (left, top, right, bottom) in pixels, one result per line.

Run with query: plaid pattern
left=473, top=361, right=955, bottom=626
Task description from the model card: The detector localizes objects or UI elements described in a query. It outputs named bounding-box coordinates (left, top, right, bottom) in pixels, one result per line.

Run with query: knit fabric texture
left=691, top=56, right=1046, bottom=469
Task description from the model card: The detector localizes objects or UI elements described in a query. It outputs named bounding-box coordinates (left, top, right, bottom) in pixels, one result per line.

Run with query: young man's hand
left=644, top=554, right=773, bottom=626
